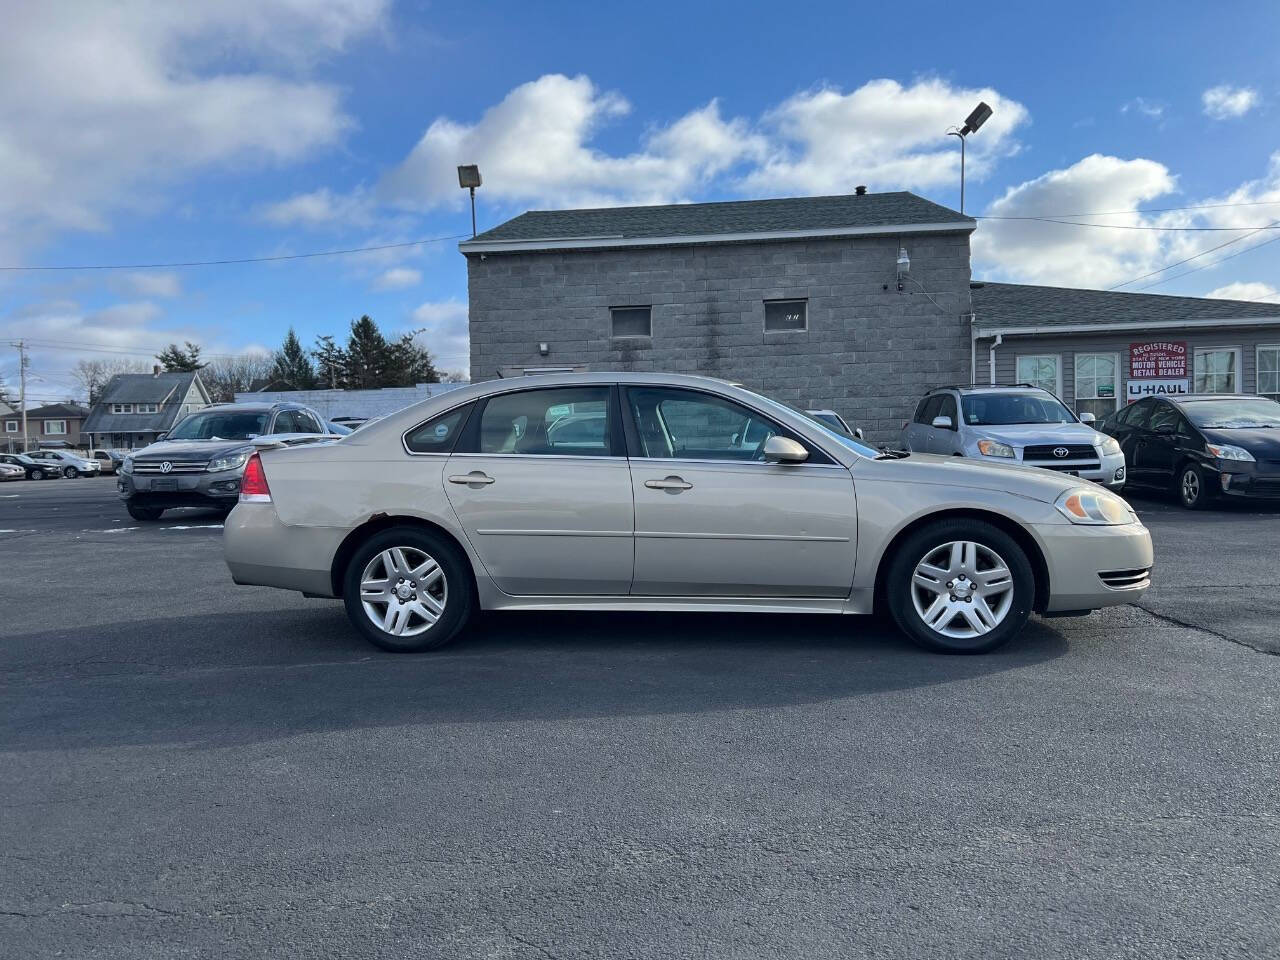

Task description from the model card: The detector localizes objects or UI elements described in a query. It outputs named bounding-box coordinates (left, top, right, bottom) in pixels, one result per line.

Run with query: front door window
left=1075, top=353, right=1119, bottom=420
left=1193, top=348, right=1240, bottom=394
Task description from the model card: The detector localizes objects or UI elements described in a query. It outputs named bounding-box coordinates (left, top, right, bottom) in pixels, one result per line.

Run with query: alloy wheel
left=1181, top=468, right=1200, bottom=506
left=910, top=540, right=1015, bottom=640
left=359, top=546, right=447, bottom=637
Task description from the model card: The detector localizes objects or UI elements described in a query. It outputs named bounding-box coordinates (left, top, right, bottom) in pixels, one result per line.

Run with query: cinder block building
left=462, top=191, right=1280, bottom=442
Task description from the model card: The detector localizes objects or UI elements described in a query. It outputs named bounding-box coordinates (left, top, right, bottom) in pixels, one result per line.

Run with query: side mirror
left=931, top=415, right=953, bottom=429
left=854, top=427, right=865, bottom=441
left=1079, top=412, right=1096, bottom=424
left=155, top=433, right=167, bottom=441
left=763, top=436, right=809, bottom=464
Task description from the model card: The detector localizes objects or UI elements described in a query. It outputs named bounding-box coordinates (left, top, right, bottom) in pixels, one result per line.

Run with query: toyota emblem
left=159, top=461, right=173, bottom=474
left=1053, top=447, right=1070, bottom=459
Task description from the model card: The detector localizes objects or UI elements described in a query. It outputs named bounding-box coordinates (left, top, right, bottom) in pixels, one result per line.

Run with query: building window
left=44, top=420, right=67, bottom=435
left=1193, top=347, right=1241, bottom=394
left=111, top=403, right=134, bottom=414
left=136, top=402, right=159, bottom=414
left=610, top=306, right=651, bottom=338
left=1257, top=346, right=1280, bottom=401
left=1016, top=355, right=1062, bottom=396
left=764, top=299, right=807, bottom=332
left=4, top=421, right=16, bottom=433
left=1074, top=353, right=1119, bottom=420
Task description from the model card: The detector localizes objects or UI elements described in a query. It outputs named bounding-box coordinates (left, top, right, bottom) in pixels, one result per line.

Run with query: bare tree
left=201, top=354, right=275, bottom=403
left=71, top=358, right=151, bottom=405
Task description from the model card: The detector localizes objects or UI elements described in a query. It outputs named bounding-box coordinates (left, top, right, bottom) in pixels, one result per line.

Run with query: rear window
left=404, top=403, right=472, bottom=454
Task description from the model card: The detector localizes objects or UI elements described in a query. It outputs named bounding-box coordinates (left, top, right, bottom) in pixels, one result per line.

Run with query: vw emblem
left=1053, top=447, right=1070, bottom=459
left=159, top=461, right=173, bottom=474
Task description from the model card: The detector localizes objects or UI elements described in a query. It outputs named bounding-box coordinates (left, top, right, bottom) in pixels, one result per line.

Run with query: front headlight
left=121, top=457, right=133, bottom=475
left=977, top=439, right=1015, bottom=458
left=1206, top=443, right=1255, bottom=462
left=208, top=451, right=251, bottom=473
left=1098, top=436, right=1121, bottom=456
left=1054, top=488, right=1135, bottom=525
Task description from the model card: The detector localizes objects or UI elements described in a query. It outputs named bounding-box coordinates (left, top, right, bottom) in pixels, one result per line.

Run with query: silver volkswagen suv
left=900, top=385, right=1126, bottom=488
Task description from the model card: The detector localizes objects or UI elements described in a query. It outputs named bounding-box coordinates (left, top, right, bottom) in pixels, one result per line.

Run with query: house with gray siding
left=462, top=191, right=977, bottom=441
left=81, top=371, right=211, bottom=450
left=463, top=190, right=1280, bottom=442
left=2, top=403, right=91, bottom=452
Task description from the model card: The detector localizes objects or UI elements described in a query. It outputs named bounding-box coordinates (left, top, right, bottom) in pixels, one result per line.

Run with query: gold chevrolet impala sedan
left=224, top=373, right=1153, bottom=654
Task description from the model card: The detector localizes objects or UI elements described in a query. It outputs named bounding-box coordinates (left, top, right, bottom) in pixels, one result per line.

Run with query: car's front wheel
left=126, top=503, right=164, bottom=521
left=29, top=468, right=45, bottom=481
left=1178, top=464, right=1208, bottom=510
left=342, top=527, right=475, bottom=653
left=887, top=518, right=1035, bottom=654
left=63, top=466, right=79, bottom=479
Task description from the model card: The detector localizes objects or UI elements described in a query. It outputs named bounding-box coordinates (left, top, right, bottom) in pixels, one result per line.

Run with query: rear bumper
left=1031, top=520, right=1153, bottom=613
left=223, top=501, right=340, bottom=596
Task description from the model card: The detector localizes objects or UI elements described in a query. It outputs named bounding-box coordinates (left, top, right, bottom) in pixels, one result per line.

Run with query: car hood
left=129, top=439, right=255, bottom=460
left=869, top=451, right=1088, bottom=504
left=1201, top=427, right=1280, bottom=460
left=963, top=422, right=1104, bottom=447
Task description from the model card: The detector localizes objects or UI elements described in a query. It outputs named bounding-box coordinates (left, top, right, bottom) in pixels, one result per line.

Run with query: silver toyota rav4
left=900, top=385, right=1126, bottom=489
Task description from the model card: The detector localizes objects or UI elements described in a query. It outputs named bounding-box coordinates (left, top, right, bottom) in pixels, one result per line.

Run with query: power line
left=0, top=233, right=470, bottom=272
left=975, top=216, right=1280, bottom=232
left=981, top=198, right=1280, bottom=218
left=1108, top=219, right=1279, bottom=290
left=1133, top=233, right=1280, bottom=292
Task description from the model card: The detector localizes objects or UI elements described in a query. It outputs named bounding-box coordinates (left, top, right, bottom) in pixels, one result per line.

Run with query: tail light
left=240, top=453, right=272, bottom=503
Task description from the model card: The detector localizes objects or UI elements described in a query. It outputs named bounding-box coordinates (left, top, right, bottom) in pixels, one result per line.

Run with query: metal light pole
left=457, top=165, right=482, bottom=238
left=947, top=102, right=992, bottom=215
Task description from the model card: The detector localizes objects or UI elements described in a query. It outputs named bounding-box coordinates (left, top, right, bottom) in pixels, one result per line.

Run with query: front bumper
left=1020, top=451, right=1127, bottom=489
left=118, top=470, right=243, bottom=509
left=1031, top=519, right=1153, bottom=613
left=1213, top=463, right=1280, bottom=500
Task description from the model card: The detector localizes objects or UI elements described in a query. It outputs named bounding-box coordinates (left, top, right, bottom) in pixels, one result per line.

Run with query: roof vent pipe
left=855, top=185, right=867, bottom=196
left=153, top=365, right=161, bottom=376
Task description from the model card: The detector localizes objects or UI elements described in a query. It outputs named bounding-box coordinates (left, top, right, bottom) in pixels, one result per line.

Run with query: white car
left=28, top=449, right=101, bottom=478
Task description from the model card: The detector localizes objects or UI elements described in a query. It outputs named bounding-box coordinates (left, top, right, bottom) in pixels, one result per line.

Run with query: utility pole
left=15, top=340, right=29, bottom=452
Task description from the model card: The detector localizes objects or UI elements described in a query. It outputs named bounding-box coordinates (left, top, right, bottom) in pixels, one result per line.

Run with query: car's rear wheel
left=886, top=518, right=1035, bottom=654
left=1178, top=464, right=1208, bottom=509
left=342, top=527, right=475, bottom=653
left=127, top=503, right=164, bottom=521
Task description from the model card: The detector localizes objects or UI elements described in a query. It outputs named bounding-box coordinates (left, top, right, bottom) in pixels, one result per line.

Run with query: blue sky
left=3, top=0, right=1279, bottom=404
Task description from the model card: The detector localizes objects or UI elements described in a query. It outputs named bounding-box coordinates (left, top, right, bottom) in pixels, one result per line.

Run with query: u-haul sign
left=1127, top=378, right=1190, bottom=401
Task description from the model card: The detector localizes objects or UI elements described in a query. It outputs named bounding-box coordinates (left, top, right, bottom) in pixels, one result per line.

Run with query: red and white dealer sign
left=1127, top=341, right=1189, bottom=401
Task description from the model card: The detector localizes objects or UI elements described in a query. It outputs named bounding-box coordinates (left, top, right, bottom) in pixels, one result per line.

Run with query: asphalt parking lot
left=2, top=476, right=1278, bottom=959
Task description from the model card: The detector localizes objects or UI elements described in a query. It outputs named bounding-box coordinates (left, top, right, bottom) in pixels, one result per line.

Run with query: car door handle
left=448, top=472, right=495, bottom=485
left=644, top=476, right=693, bottom=490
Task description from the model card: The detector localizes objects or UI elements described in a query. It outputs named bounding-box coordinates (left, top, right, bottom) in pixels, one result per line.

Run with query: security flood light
left=896, top=247, right=910, bottom=291
left=457, top=164, right=482, bottom=237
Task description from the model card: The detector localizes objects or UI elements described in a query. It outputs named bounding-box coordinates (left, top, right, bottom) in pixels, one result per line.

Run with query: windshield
left=167, top=410, right=269, bottom=441
left=742, top=389, right=880, bottom=458
left=1181, top=398, right=1280, bottom=429
left=961, top=392, right=1075, bottom=426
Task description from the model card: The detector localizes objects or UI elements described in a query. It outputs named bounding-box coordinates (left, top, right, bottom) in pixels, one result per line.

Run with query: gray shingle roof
left=467, top=191, right=972, bottom=248
left=7, top=403, right=89, bottom=420
left=82, top=372, right=205, bottom=434
left=971, top=282, right=1280, bottom=332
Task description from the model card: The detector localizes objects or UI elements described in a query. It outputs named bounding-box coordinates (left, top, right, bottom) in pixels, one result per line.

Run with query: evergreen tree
left=271, top=328, right=317, bottom=390
left=311, top=334, right=347, bottom=389
left=344, top=315, right=391, bottom=389
left=156, top=341, right=204, bottom=372
left=386, top=333, right=440, bottom=385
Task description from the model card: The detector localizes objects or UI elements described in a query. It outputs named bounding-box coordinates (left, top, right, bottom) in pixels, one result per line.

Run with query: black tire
left=886, top=518, right=1036, bottom=654
left=1177, top=463, right=1208, bottom=510
left=126, top=503, right=164, bottom=521
left=30, top=468, right=45, bottom=481
left=63, top=466, right=78, bottom=479
left=342, top=526, right=475, bottom=653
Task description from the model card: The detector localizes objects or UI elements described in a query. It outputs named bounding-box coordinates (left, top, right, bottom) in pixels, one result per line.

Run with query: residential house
left=81, top=370, right=212, bottom=451
left=2, top=402, right=91, bottom=452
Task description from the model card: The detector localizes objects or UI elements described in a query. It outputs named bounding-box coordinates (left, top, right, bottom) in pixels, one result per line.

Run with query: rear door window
left=404, top=403, right=473, bottom=454
left=477, top=387, right=615, bottom=457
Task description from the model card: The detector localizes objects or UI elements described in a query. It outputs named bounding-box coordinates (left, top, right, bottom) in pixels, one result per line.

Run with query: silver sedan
left=224, top=373, right=1153, bottom=655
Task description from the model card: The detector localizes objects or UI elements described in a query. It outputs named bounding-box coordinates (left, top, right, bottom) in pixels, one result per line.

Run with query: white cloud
left=1202, top=85, right=1259, bottom=120
left=261, top=187, right=374, bottom=228
left=742, top=79, right=1028, bottom=196
left=1205, top=282, right=1280, bottom=303
left=410, top=299, right=469, bottom=374
left=1121, top=97, right=1165, bottom=119
left=372, top=267, right=422, bottom=291
left=122, top=272, right=182, bottom=298
left=380, top=75, right=766, bottom=211
left=378, top=74, right=1027, bottom=212
left=974, top=151, right=1280, bottom=290
left=0, top=0, right=387, bottom=261
left=973, top=154, right=1178, bottom=287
